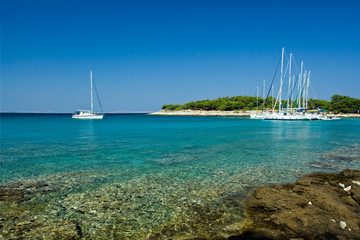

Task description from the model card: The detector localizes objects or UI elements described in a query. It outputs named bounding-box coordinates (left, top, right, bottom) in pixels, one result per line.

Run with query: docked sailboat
left=263, top=48, right=309, bottom=121
left=250, top=81, right=266, bottom=119
left=250, top=47, right=336, bottom=121
left=72, top=71, right=104, bottom=119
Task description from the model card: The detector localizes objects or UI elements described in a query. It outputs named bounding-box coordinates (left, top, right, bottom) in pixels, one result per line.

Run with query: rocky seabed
left=1, top=168, right=360, bottom=239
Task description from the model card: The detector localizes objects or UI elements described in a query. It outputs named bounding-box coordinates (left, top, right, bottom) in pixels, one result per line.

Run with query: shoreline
left=233, top=169, right=360, bottom=239
left=1, top=169, right=359, bottom=239
left=148, top=110, right=251, bottom=116
left=148, top=110, right=360, bottom=117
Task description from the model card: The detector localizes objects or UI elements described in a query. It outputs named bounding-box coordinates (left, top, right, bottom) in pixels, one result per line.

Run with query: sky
left=1, top=0, right=360, bottom=112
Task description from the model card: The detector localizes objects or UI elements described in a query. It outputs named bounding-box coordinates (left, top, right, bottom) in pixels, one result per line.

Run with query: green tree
left=162, top=94, right=360, bottom=113
left=330, top=95, right=357, bottom=113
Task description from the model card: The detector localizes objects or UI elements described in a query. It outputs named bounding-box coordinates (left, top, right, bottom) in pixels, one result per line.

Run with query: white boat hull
left=264, top=113, right=310, bottom=121
left=73, top=71, right=104, bottom=120
left=250, top=114, right=265, bottom=119
left=72, top=114, right=103, bottom=119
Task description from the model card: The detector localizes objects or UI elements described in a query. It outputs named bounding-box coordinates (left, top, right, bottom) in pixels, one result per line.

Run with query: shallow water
left=1, top=113, right=359, bottom=238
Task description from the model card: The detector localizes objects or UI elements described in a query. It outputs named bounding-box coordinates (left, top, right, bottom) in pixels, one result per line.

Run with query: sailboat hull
left=72, top=113, right=103, bottom=119
left=73, top=71, right=104, bottom=120
left=263, top=113, right=310, bottom=121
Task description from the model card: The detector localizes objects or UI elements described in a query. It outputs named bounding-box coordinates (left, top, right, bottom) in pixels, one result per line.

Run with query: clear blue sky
left=1, top=0, right=359, bottom=112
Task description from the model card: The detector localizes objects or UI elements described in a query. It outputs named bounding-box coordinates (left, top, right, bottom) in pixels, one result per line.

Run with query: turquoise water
left=1, top=113, right=360, bottom=238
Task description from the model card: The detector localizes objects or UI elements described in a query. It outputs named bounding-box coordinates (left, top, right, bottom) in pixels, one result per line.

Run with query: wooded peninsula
left=162, top=94, right=360, bottom=113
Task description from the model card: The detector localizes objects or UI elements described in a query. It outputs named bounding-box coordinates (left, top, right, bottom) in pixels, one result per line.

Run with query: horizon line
left=0, top=111, right=155, bottom=114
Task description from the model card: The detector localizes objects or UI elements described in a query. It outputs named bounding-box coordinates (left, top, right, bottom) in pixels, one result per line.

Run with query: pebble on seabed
left=352, top=180, right=360, bottom=186
left=339, top=221, right=347, bottom=229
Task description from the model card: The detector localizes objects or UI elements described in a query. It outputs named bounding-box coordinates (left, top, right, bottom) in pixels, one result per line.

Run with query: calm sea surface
left=1, top=113, right=360, bottom=238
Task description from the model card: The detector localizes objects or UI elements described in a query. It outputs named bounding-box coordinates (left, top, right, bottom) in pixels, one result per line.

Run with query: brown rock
left=232, top=169, right=360, bottom=240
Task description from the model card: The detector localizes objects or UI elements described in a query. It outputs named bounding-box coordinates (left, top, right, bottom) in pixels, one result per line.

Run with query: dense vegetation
left=162, top=94, right=360, bottom=113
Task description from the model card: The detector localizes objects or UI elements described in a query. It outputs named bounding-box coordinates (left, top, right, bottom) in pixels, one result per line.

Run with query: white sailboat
left=72, top=71, right=104, bottom=119
left=250, top=80, right=266, bottom=119
left=264, top=48, right=305, bottom=120
left=248, top=47, right=336, bottom=121
left=261, top=47, right=319, bottom=121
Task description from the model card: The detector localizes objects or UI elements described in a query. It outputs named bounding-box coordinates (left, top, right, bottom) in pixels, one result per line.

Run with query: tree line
left=162, top=94, right=360, bottom=113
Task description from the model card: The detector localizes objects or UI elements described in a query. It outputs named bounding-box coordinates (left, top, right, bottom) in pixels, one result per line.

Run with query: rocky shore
left=149, top=110, right=360, bottom=117
left=148, top=110, right=252, bottom=116
left=1, top=169, right=359, bottom=239
left=233, top=169, right=360, bottom=240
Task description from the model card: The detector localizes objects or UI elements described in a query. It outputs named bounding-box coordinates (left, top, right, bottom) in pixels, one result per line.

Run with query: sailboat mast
left=272, top=85, right=274, bottom=110
left=279, top=47, right=284, bottom=112
left=287, top=53, right=292, bottom=112
left=299, top=61, right=303, bottom=109
left=291, top=74, right=295, bottom=108
left=90, top=70, right=93, bottom=114
left=256, top=86, right=259, bottom=111
left=306, top=70, right=310, bottom=109
left=303, top=70, right=307, bottom=109
left=263, top=79, right=265, bottom=111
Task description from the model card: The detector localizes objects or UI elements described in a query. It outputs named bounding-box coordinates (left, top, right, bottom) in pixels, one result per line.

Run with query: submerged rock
left=233, top=169, right=360, bottom=240
left=2, top=168, right=360, bottom=239
left=0, top=170, right=248, bottom=239
left=307, top=161, right=338, bottom=170
left=0, top=171, right=108, bottom=239
left=320, top=144, right=360, bottom=163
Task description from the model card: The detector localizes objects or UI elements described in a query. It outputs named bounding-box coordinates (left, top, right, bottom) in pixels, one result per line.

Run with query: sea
left=1, top=113, right=360, bottom=239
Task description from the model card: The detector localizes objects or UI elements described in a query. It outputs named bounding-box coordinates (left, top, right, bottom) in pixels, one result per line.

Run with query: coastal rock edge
left=231, top=169, right=360, bottom=240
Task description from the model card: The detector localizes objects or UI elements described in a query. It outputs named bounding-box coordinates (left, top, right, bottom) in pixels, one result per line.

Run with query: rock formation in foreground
left=232, top=169, right=360, bottom=240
